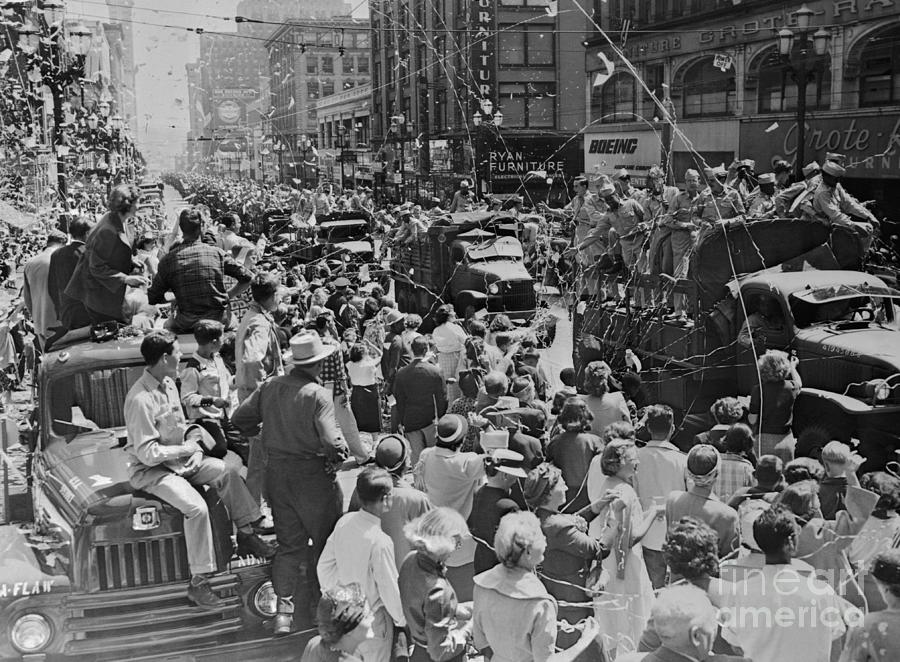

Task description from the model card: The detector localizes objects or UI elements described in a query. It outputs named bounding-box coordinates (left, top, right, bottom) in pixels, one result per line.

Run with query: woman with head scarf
left=300, top=584, right=376, bottom=662
left=524, top=463, right=619, bottom=659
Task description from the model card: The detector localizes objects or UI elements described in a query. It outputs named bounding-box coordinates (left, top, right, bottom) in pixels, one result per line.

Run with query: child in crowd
left=551, top=367, right=578, bottom=415
left=180, top=319, right=245, bottom=466
left=819, top=440, right=854, bottom=519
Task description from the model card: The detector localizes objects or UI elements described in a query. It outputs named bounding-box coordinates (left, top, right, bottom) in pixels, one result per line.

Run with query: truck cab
left=392, top=212, right=537, bottom=328
left=0, top=335, right=311, bottom=661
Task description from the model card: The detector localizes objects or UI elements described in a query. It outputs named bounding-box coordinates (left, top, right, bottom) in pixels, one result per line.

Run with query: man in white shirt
left=635, top=404, right=688, bottom=588
left=718, top=505, right=852, bottom=662
left=317, top=467, right=406, bottom=662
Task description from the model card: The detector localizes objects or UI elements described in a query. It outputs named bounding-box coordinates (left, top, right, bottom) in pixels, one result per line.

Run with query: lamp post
left=337, top=124, right=347, bottom=189
left=776, top=4, right=831, bottom=181
left=471, top=99, right=503, bottom=199
left=299, top=135, right=313, bottom=189
left=272, top=141, right=286, bottom=184
left=389, top=113, right=406, bottom=202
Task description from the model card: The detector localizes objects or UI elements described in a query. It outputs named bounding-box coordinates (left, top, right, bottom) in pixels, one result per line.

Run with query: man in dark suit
left=393, top=335, right=447, bottom=464
left=45, top=216, right=93, bottom=349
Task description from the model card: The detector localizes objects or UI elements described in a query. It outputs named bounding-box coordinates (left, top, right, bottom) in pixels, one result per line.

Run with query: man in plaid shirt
left=148, top=207, right=252, bottom=333
left=714, top=424, right=755, bottom=503
left=314, top=312, right=369, bottom=463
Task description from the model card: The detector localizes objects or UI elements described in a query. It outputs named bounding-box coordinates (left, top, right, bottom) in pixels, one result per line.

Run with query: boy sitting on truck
left=180, top=319, right=247, bottom=466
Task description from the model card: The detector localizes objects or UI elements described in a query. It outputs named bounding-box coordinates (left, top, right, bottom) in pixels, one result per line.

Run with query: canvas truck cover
left=688, top=218, right=867, bottom=310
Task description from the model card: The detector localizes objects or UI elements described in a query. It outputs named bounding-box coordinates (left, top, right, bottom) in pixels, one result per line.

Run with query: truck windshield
left=318, top=223, right=368, bottom=241
left=46, top=359, right=201, bottom=442
left=789, top=292, right=900, bottom=328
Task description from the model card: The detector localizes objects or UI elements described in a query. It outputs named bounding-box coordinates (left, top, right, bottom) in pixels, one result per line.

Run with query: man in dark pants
left=231, top=331, right=350, bottom=635
left=46, top=216, right=93, bottom=349
left=393, top=335, right=447, bottom=465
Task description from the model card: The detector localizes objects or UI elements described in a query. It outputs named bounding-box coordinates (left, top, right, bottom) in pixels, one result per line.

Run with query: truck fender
left=455, top=291, right=488, bottom=320
left=792, top=388, right=870, bottom=443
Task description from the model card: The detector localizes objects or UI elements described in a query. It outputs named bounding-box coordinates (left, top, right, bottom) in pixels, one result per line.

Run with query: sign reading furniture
left=471, top=0, right=496, bottom=99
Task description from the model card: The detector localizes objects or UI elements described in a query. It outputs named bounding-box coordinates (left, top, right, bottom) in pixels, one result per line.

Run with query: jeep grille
left=502, top=279, right=536, bottom=311
left=91, top=534, right=190, bottom=591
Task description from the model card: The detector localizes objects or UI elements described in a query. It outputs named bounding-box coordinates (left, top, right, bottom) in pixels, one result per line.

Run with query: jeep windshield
left=789, top=284, right=900, bottom=329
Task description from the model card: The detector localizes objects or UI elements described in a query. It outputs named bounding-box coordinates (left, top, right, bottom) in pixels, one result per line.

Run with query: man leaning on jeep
left=123, top=330, right=274, bottom=609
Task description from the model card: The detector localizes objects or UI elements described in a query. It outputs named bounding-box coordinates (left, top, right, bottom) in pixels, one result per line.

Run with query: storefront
left=740, top=112, right=900, bottom=216
left=584, top=120, right=739, bottom=187
left=479, top=134, right=583, bottom=200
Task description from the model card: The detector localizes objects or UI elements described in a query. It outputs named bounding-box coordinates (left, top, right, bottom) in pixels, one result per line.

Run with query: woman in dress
left=432, top=304, right=467, bottom=402
left=840, top=549, right=900, bottom=662
left=583, top=362, right=630, bottom=439
left=586, top=437, right=664, bottom=658
left=472, top=511, right=602, bottom=662
left=524, top=463, right=618, bottom=660
left=398, top=507, right=473, bottom=662
left=850, top=471, right=900, bottom=612
left=748, top=349, right=802, bottom=463
left=346, top=342, right=383, bottom=434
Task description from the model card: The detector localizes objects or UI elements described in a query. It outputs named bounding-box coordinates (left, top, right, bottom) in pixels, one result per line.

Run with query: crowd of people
left=5, top=168, right=898, bottom=662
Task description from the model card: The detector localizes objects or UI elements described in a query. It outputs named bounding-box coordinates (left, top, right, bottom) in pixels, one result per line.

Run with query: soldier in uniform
left=747, top=173, right=778, bottom=219
left=775, top=161, right=821, bottom=218
left=665, top=169, right=704, bottom=321
left=811, top=161, right=878, bottom=250
left=698, top=164, right=746, bottom=228
left=642, top=166, right=679, bottom=297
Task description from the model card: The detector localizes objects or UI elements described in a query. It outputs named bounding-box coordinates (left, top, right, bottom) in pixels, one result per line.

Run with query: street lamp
left=337, top=124, right=347, bottom=189
left=471, top=100, right=503, bottom=197
left=272, top=141, right=286, bottom=184
left=776, top=3, right=831, bottom=180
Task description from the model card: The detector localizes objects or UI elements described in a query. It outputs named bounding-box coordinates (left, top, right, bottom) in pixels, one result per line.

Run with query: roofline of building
left=263, top=16, right=370, bottom=48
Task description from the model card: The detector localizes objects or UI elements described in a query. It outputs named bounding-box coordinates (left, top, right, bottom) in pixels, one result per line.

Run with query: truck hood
left=333, top=240, right=374, bottom=254
left=796, top=325, right=900, bottom=373
left=466, top=260, right=532, bottom=282
left=42, top=430, right=135, bottom=520
left=0, top=524, right=70, bottom=597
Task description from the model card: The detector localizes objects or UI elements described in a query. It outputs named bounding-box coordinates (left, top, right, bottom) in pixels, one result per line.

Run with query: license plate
left=133, top=505, right=160, bottom=530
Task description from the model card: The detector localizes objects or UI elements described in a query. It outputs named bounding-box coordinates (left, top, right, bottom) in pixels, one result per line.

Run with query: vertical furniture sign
left=472, top=0, right=496, bottom=99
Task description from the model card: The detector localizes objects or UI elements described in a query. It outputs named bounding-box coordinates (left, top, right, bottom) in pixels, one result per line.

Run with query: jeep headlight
left=250, top=580, right=278, bottom=618
left=488, top=282, right=500, bottom=295
left=10, top=613, right=52, bottom=653
left=873, top=379, right=891, bottom=402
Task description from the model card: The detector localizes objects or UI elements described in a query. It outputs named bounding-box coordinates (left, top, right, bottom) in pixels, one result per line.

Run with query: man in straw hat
left=232, top=331, right=351, bottom=634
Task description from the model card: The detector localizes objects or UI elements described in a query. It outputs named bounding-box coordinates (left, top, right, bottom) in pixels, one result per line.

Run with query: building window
left=681, top=58, right=735, bottom=118
left=755, top=48, right=830, bottom=113
left=318, top=32, right=333, bottom=47
left=499, top=0, right=547, bottom=5
left=343, top=57, right=354, bottom=74
left=307, top=58, right=317, bottom=75
left=322, top=56, right=333, bottom=74
left=307, top=81, right=320, bottom=99
left=498, top=82, right=556, bottom=128
left=358, top=57, right=370, bottom=74
left=322, top=80, right=334, bottom=97
left=593, top=72, right=635, bottom=123
left=356, top=32, right=369, bottom=48
left=344, top=80, right=355, bottom=90
left=499, top=25, right=554, bottom=67
left=642, top=63, right=666, bottom=114
left=859, top=27, right=900, bottom=106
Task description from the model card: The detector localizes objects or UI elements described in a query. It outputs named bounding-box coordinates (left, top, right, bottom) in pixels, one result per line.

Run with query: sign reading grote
left=472, top=0, right=496, bottom=99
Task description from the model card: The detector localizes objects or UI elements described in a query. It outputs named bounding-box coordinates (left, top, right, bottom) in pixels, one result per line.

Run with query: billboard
left=584, top=130, right=659, bottom=186
left=486, top=136, right=582, bottom=193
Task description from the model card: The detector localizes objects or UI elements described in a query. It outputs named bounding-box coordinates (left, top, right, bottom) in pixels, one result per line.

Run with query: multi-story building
left=104, top=0, right=137, bottom=135
left=585, top=0, right=900, bottom=215
left=264, top=14, right=370, bottom=185
left=370, top=0, right=588, bottom=202
left=186, top=0, right=335, bottom=176
left=316, top=83, right=373, bottom=189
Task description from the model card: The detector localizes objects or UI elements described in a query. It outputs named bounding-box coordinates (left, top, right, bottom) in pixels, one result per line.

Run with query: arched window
left=592, top=72, right=635, bottom=123
left=753, top=47, right=830, bottom=113
left=681, top=59, right=735, bottom=118
left=858, top=26, right=900, bottom=106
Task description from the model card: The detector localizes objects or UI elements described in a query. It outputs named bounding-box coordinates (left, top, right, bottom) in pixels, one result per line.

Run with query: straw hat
left=288, top=332, right=336, bottom=366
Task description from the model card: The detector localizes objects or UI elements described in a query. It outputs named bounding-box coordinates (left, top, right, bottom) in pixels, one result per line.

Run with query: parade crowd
left=6, top=158, right=899, bottom=662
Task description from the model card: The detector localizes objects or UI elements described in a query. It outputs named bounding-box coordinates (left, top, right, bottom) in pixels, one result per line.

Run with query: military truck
left=392, top=212, right=537, bottom=326
left=0, top=335, right=313, bottom=661
left=575, top=218, right=900, bottom=467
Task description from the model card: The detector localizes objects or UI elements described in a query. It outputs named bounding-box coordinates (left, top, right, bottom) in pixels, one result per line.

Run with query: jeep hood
left=334, top=240, right=374, bottom=254
left=466, top=260, right=532, bottom=282
left=796, top=326, right=900, bottom=373
left=0, top=524, right=70, bottom=596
